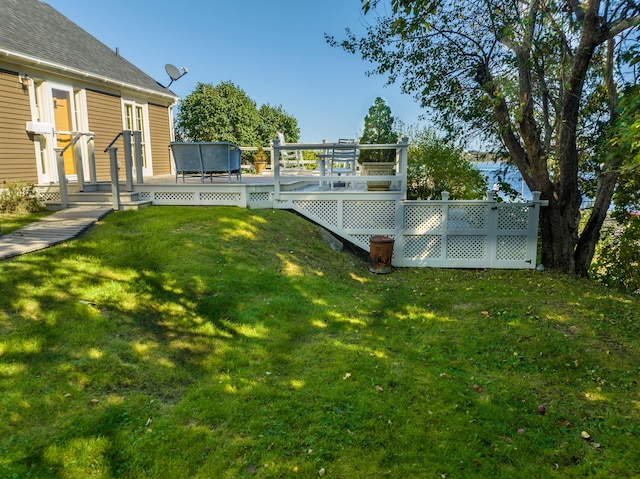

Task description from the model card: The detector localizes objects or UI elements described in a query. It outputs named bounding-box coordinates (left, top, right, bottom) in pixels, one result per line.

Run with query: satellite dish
left=164, top=63, right=188, bottom=88
left=165, top=64, right=182, bottom=81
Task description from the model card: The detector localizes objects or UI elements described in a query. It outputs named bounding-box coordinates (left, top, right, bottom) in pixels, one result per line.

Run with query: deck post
left=527, top=192, right=543, bottom=265
left=107, top=147, right=121, bottom=211
left=273, top=137, right=281, bottom=200
left=73, top=136, right=86, bottom=192
left=133, top=130, right=144, bottom=184
left=87, top=135, right=97, bottom=184
left=398, top=137, right=409, bottom=200
left=122, top=130, right=134, bottom=192
left=54, top=147, right=68, bottom=209
left=486, top=191, right=499, bottom=267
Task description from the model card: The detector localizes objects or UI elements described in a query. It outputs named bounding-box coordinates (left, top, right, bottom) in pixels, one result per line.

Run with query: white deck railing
left=271, top=137, right=409, bottom=199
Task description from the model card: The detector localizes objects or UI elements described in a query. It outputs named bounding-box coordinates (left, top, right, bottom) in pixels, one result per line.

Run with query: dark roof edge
left=0, top=48, right=179, bottom=101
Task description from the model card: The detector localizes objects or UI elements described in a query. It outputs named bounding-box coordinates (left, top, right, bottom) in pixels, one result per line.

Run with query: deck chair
left=170, top=142, right=204, bottom=183
left=277, top=132, right=303, bottom=168
left=328, top=139, right=358, bottom=187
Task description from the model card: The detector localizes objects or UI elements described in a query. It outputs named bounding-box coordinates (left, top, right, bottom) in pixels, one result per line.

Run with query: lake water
left=474, top=162, right=532, bottom=200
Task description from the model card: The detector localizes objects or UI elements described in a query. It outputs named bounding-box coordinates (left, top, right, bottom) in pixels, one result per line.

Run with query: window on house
left=123, top=101, right=148, bottom=169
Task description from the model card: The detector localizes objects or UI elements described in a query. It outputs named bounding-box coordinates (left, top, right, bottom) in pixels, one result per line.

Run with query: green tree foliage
left=257, top=104, right=300, bottom=147
left=611, top=85, right=640, bottom=175
left=175, top=82, right=299, bottom=147
left=329, top=1, right=640, bottom=275
left=175, top=82, right=260, bottom=145
left=591, top=218, right=640, bottom=295
left=358, top=97, right=399, bottom=162
left=590, top=84, right=640, bottom=294
left=406, top=127, right=486, bottom=200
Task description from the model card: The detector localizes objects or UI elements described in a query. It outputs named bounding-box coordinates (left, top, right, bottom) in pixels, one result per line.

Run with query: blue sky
left=45, top=0, right=431, bottom=143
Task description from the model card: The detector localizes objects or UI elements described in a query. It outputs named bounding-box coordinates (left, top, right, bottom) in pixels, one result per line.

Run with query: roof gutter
left=0, top=48, right=179, bottom=101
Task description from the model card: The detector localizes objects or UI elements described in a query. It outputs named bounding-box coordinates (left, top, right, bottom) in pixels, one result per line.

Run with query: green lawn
left=1, top=206, right=638, bottom=478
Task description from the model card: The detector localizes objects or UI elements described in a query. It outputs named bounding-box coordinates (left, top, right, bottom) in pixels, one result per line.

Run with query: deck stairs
left=43, top=182, right=152, bottom=211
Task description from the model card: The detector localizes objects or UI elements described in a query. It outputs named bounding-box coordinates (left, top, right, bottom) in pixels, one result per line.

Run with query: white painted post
left=122, top=130, right=133, bottom=192
left=74, top=136, right=86, bottom=191
left=87, top=135, right=97, bottom=184
left=398, top=137, right=409, bottom=200
left=441, top=191, right=450, bottom=262
left=133, top=130, right=144, bottom=184
left=527, top=191, right=543, bottom=267
left=107, top=147, right=121, bottom=210
left=54, top=148, right=68, bottom=209
left=486, top=193, right=499, bottom=267
left=273, top=137, right=281, bottom=199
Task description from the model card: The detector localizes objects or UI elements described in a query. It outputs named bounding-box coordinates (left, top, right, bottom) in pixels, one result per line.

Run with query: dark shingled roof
left=0, top=0, right=177, bottom=98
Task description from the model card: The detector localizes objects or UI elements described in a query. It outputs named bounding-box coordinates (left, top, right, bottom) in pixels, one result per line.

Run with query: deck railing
left=53, top=131, right=95, bottom=208
left=271, top=137, right=409, bottom=199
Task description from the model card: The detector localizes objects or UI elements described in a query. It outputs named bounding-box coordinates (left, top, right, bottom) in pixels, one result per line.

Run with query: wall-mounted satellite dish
left=165, top=63, right=188, bottom=88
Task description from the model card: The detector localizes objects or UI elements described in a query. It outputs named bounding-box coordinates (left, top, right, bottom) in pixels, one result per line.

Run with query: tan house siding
left=0, top=69, right=38, bottom=183
left=85, top=89, right=123, bottom=181
left=148, top=103, right=172, bottom=175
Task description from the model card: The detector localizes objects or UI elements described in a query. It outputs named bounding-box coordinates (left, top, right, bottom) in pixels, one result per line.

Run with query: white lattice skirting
left=286, top=198, right=541, bottom=269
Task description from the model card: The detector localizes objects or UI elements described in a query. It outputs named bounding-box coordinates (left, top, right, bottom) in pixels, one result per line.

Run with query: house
left=0, top=0, right=179, bottom=185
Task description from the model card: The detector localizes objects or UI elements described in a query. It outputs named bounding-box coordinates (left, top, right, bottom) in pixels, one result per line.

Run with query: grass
left=1, top=206, right=639, bottom=478
left=0, top=211, right=52, bottom=235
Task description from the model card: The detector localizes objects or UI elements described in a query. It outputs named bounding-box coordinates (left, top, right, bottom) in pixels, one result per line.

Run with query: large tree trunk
left=539, top=193, right=582, bottom=272
left=574, top=38, right=621, bottom=276
left=574, top=171, right=619, bottom=275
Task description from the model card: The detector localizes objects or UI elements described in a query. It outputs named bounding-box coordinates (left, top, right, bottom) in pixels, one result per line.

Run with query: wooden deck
left=0, top=206, right=112, bottom=260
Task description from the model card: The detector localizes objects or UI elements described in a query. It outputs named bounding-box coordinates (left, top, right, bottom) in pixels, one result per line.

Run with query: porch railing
left=104, top=130, right=143, bottom=210
left=54, top=131, right=95, bottom=209
left=271, top=137, right=409, bottom=199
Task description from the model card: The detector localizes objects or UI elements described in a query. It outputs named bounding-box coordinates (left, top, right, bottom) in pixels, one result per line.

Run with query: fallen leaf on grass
left=343, top=372, right=351, bottom=380
left=375, top=385, right=384, bottom=392
left=318, top=467, right=326, bottom=476
left=558, top=418, right=571, bottom=427
left=581, top=431, right=591, bottom=440
left=472, top=384, right=483, bottom=393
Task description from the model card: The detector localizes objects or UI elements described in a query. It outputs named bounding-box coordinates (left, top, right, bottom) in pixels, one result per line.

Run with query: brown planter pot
left=362, top=162, right=395, bottom=191
left=369, top=235, right=394, bottom=273
left=254, top=161, right=267, bottom=175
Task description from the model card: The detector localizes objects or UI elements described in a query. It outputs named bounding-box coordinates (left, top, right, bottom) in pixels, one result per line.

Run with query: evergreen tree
left=358, top=97, right=399, bottom=162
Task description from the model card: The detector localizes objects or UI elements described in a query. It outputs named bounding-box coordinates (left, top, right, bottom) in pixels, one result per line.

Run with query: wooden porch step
left=0, top=206, right=112, bottom=260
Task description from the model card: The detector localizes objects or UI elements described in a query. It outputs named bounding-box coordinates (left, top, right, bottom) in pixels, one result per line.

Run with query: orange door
left=52, top=89, right=76, bottom=175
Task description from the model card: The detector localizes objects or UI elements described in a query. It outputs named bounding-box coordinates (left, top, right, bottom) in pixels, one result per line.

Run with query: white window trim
left=121, top=99, right=153, bottom=176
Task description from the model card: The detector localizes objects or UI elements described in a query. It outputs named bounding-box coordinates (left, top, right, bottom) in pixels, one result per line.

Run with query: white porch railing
left=271, top=137, right=409, bottom=198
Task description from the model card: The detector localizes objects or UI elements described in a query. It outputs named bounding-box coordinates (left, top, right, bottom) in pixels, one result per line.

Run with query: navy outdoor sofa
left=169, top=142, right=242, bottom=183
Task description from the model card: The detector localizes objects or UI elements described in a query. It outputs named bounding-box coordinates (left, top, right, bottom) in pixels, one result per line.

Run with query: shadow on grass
left=1, top=207, right=382, bottom=476
left=1, top=207, right=639, bottom=478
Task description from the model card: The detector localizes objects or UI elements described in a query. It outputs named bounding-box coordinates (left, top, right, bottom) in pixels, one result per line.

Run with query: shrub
left=406, top=128, right=487, bottom=200
left=0, top=182, right=43, bottom=214
left=590, top=214, right=640, bottom=295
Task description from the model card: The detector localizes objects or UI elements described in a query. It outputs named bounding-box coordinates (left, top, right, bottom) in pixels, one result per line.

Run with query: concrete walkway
left=0, top=206, right=113, bottom=261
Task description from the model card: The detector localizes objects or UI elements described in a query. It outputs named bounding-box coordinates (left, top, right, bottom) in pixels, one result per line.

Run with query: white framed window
left=122, top=100, right=152, bottom=176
